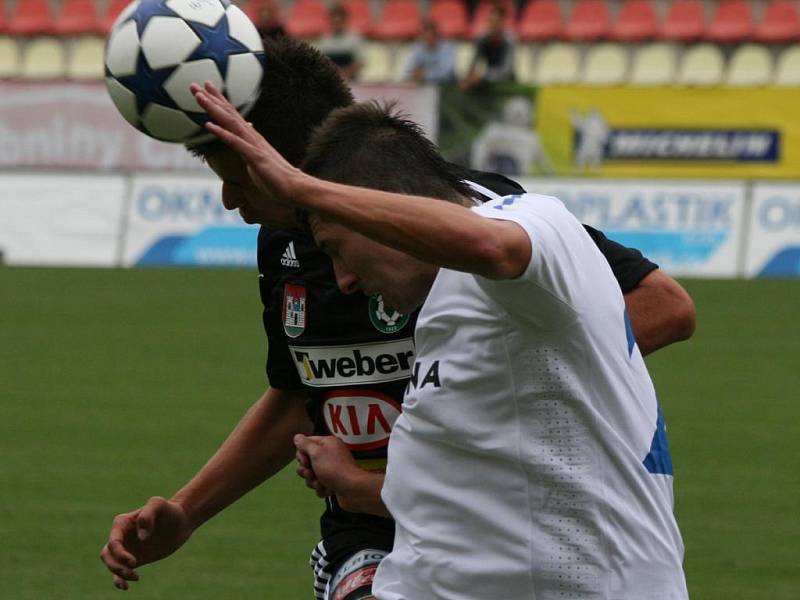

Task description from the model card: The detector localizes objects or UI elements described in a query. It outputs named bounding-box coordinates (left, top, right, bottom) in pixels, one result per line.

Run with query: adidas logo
left=281, top=241, right=300, bottom=268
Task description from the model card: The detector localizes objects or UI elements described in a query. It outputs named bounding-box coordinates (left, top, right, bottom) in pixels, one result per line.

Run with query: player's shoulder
left=461, top=168, right=525, bottom=199
left=258, top=225, right=317, bottom=265
left=475, top=192, right=565, bottom=217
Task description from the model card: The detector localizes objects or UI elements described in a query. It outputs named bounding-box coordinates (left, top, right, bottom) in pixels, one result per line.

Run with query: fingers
left=101, top=543, right=140, bottom=585
left=295, top=446, right=311, bottom=470
left=204, top=80, right=227, bottom=102
left=192, top=83, right=266, bottom=162
left=136, top=496, right=167, bottom=541
left=294, top=434, right=321, bottom=455
left=107, top=539, right=137, bottom=569
left=194, top=84, right=251, bottom=138
left=204, top=121, right=257, bottom=161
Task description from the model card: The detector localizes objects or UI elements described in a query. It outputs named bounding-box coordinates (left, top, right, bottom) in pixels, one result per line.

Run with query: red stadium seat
left=565, top=0, right=610, bottom=41
left=343, top=0, right=372, bottom=34
left=54, top=0, right=101, bottom=35
left=7, top=0, right=54, bottom=36
left=755, top=0, right=800, bottom=43
left=429, top=0, right=469, bottom=39
left=611, top=0, right=658, bottom=41
left=372, top=0, right=422, bottom=40
left=100, top=0, right=130, bottom=34
left=0, top=0, right=8, bottom=34
left=705, top=0, right=753, bottom=42
left=518, top=0, right=563, bottom=42
left=659, top=0, right=705, bottom=41
left=244, top=0, right=283, bottom=27
left=469, top=0, right=516, bottom=38
left=285, top=0, right=329, bottom=38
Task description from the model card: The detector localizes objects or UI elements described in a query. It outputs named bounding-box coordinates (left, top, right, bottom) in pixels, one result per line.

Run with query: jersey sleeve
left=582, top=225, right=658, bottom=294
left=472, top=194, right=610, bottom=328
left=462, top=169, right=657, bottom=293
left=257, top=227, right=303, bottom=390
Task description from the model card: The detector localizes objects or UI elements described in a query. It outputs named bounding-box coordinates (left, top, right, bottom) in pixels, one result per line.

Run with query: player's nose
left=221, top=182, right=245, bottom=210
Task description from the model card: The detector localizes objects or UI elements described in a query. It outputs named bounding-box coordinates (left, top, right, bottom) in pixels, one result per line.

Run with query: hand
left=294, top=435, right=390, bottom=517
left=100, top=497, right=194, bottom=590
left=294, top=435, right=364, bottom=508
left=191, top=82, right=309, bottom=214
left=295, top=439, right=332, bottom=499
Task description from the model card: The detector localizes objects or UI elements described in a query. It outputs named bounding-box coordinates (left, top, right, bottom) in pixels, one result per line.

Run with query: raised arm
left=193, top=83, right=531, bottom=281
left=100, top=386, right=312, bottom=590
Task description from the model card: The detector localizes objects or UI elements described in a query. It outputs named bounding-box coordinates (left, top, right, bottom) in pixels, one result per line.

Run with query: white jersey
left=373, top=194, right=687, bottom=600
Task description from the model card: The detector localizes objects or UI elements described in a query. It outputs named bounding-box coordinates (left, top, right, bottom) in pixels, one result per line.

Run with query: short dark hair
left=490, top=4, right=506, bottom=18
left=189, top=37, right=353, bottom=165
left=329, top=4, right=347, bottom=18
left=301, top=101, right=471, bottom=203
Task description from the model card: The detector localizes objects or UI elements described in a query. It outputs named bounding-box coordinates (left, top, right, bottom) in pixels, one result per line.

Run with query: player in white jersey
left=193, top=86, right=689, bottom=599
left=377, top=193, right=685, bottom=599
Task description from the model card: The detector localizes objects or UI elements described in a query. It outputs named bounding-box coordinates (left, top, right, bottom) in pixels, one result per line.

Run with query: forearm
left=624, top=270, right=696, bottom=355
left=171, top=387, right=312, bottom=528
left=299, top=177, right=527, bottom=279
left=338, top=471, right=391, bottom=518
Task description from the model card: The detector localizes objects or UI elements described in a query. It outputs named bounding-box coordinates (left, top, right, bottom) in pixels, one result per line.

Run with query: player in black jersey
left=101, top=39, right=696, bottom=598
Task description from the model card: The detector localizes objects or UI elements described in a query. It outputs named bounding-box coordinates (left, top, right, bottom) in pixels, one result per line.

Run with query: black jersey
left=257, top=171, right=658, bottom=564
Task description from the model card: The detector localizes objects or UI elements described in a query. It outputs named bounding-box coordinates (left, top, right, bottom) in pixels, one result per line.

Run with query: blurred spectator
left=460, top=4, right=515, bottom=90
left=315, top=4, right=365, bottom=80
left=256, top=0, right=287, bottom=39
left=403, top=20, right=456, bottom=84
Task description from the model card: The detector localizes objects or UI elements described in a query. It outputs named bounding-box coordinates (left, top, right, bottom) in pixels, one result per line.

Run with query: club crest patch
left=283, top=284, right=306, bottom=338
left=368, top=293, right=409, bottom=334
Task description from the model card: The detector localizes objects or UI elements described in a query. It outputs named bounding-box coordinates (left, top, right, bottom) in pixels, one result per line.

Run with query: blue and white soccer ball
left=104, top=0, right=265, bottom=144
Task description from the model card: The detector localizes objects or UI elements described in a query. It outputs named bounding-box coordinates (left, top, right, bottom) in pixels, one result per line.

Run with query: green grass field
left=1, top=267, right=798, bottom=599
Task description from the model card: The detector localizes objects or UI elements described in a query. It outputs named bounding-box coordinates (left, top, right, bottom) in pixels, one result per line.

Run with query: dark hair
left=301, top=101, right=471, bottom=203
left=189, top=37, right=354, bottom=165
left=490, top=3, right=506, bottom=18
left=329, top=4, right=347, bottom=18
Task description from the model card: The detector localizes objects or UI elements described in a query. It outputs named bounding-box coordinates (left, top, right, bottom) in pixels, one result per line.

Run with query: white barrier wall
left=0, top=173, right=125, bottom=266
left=521, top=179, right=747, bottom=278
left=2, top=172, right=800, bottom=277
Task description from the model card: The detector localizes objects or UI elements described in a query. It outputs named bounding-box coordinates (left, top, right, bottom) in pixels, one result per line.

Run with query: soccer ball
left=104, top=0, right=265, bottom=144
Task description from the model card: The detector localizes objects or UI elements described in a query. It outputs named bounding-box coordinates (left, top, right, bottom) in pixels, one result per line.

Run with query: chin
left=394, top=297, right=423, bottom=315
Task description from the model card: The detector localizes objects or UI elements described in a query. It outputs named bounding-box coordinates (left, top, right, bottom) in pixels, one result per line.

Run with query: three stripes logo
left=281, top=241, right=300, bottom=268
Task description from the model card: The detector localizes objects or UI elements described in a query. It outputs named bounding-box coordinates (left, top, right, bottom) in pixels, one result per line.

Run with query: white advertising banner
left=0, top=82, right=439, bottom=170
left=0, top=173, right=125, bottom=266
left=122, top=173, right=259, bottom=267
left=519, top=178, right=747, bottom=277
left=0, top=82, right=203, bottom=171
left=746, top=183, right=800, bottom=277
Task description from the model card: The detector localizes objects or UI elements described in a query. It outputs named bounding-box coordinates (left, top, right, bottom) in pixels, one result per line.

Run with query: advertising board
left=746, top=184, right=800, bottom=277
left=537, top=87, right=800, bottom=179
left=521, top=178, right=747, bottom=277
left=122, top=174, right=258, bottom=267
